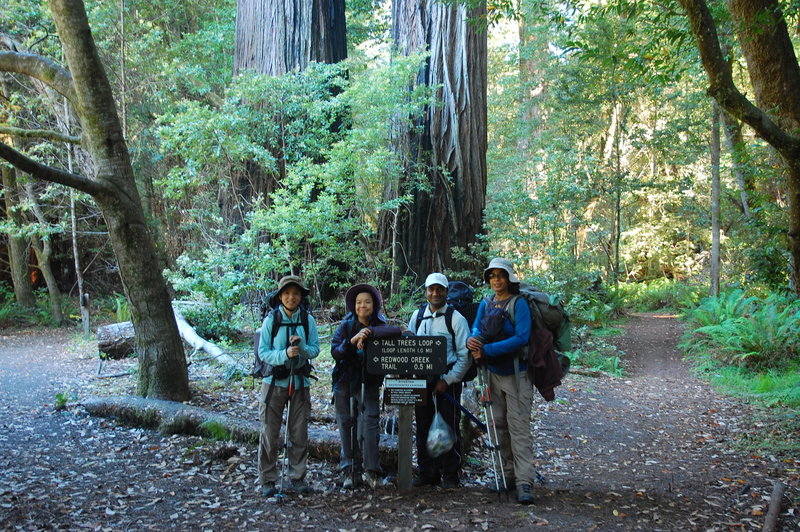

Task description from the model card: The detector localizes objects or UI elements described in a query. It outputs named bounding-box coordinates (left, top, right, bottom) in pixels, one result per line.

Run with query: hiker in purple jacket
left=331, top=284, right=401, bottom=489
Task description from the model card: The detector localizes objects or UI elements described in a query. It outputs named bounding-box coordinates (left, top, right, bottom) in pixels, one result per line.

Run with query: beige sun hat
left=483, top=257, right=520, bottom=283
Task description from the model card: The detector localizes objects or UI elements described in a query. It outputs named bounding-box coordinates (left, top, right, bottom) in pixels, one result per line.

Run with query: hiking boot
left=441, top=475, right=460, bottom=489
left=363, top=470, right=382, bottom=489
left=290, top=479, right=313, bottom=494
left=260, top=482, right=278, bottom=497
left=342, top=468, right=360, bottom=489
left=412, top=474, right=439, bottom=487
left=516, top=483, right=534, bottom=505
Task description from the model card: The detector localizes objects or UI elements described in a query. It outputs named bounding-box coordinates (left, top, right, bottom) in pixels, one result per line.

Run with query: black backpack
left=414, top=281, right=480, bottom=382
left=252, top=307, right=311, bottom=380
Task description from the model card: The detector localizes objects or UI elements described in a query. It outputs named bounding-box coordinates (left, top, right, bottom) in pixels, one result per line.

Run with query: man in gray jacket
left=407, top=273, right=471, bottom=488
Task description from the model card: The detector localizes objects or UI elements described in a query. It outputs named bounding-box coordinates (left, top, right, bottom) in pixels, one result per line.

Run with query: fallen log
left=172, top=308, right=248, bottom=372
left=763, top=481, right=785, bottom=532
left=95, top=306, right=250, bottom=373
left=82, top=395, right=398, bottom=469
left=96, top=321, right=136, bottom=359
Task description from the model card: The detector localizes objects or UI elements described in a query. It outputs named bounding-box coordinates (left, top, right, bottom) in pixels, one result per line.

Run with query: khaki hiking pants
left=487, top=370, right=536, bottom=486
left=258, top=381, right=311, bottom=485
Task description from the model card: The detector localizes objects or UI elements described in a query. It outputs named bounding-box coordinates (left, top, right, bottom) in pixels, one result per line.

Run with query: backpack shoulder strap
left=505, top=295, right=520, bottom=325
left=414, top=303, right=427, bottom=333
left=269, top=309, right=282, bottom=347
left=444, top=306, right=456, bottom=346
left=300, top=307, right=310, bottom=340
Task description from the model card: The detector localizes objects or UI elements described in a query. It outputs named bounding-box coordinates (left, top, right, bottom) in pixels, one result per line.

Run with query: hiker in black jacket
left=331, top=284, right=401, bottom=489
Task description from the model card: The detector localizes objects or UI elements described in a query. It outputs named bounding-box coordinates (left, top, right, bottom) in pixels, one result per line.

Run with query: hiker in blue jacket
left=257, top=275, right=320, bottom=497
left=331, top=283, right=401, bottom=489
left=407, top=272, right=471, bottom=489
left=466, top=257, right=536, bottom=504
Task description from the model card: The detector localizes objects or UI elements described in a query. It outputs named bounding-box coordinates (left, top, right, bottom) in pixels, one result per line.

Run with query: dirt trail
left=0, top=315, right=797, bottom=531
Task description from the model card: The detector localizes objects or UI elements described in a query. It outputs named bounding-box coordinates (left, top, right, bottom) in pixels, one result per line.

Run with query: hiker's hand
left=352, top=328, right=372, bottom=350
left=471, top=349, right=483, bottom=362
left=466, top=336, right=483, bottom=351
left=434, top=379, right=448, bottom=395
left=286, top=346, right=300, bottom=358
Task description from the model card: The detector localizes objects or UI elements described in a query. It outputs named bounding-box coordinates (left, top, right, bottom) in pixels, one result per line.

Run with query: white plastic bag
left=426, top=397, right=454, bottom=457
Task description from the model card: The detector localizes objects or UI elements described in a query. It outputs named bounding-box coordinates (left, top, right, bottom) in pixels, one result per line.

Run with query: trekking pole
left=349, top=356, right=359, bottom=489
left=441, top=391, right=487, bottom=433
left=358, top=348, right=367, bottom=486
left=476, top=363, right=508, bottom=501
left=277, top=362, right=295, bottom=499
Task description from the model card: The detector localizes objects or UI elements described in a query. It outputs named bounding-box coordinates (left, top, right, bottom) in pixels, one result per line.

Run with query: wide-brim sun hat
left=345, top=283, right=383, bottom=315
left=424, top=272, right=449, bottom=288
left=270, top=275, right=310, bottom=307
left=483, top=257, right=520, bottom=284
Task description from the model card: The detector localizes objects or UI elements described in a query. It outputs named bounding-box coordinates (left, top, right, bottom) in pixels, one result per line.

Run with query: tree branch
left=0, top=140, right=105, bottom=195
left=0, top=124, right=81, bottom=144
left=678, top=0, right=800, bottom=158
left=0, top=50, right=76, bottom=105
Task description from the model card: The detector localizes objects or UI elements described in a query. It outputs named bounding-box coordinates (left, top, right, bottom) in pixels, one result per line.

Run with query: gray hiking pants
left=333, top=380, right=382, bottom=474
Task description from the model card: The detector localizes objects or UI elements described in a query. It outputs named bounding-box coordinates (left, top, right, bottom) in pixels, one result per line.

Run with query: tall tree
left=1, top=164, right=35, bottom=308
left=385, top=0, right=488, bottom=280
left=678, top=0, right=800, bottom=292
left=234, top=0, right=346, bottom=76
left=228, top=0, right=347, bottom=230
left=0, top=0, right=189, bottom=400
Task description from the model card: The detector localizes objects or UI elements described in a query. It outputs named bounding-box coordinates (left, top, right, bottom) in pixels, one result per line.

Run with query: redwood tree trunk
left=385, top=0, right=487, bottom=279
left=234, top=0, right=346, bottom=76
left=231, top=0, right=346, bottom=231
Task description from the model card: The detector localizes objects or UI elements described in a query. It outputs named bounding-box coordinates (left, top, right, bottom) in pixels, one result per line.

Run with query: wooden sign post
left=366, top=336, right=447, bottom=491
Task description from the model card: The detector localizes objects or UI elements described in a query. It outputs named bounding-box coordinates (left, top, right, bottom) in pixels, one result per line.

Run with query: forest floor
left=0, top=313, right=798, bottom=531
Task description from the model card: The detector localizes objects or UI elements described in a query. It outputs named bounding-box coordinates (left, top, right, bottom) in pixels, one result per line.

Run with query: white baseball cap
left=424, top=272, right=449, bottom=288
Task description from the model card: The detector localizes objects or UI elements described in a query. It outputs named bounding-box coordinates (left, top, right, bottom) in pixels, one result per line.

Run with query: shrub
left=683, top=291, right=800, bottom=370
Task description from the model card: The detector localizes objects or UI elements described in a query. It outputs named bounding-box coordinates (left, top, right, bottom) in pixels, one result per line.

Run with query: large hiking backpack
left=414, top=281, right=480, bottom=382
left=252, top=306, right=311, bottom=380
left=507, top=282, right=572, bottom=400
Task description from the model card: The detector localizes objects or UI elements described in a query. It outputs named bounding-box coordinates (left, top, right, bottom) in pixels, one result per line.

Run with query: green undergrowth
left=680, top=289, right=800, bottom=457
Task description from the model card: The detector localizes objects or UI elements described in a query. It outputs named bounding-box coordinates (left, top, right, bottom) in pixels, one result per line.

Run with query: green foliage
left=53, top=389, right=75, bottom=411
left=161, top=54, right=433, bottom=334
left=682, top=291, right=800, bottom=370
left=0, top=283, right=21, bottom=325
left=682, top=290, right=758, bottom=329
left=180, top=304, right=243, bottom=344
left=569, top=346, right=623, bottom=377
left=615, top=278, right=703, bottom=312
left=198, top=420, right=232, bottom=441
left=114, top=293, right=130, bottom=323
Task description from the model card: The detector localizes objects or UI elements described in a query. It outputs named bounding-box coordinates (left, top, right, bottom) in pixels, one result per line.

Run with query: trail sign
left=365, top=336, right=447, bottom=376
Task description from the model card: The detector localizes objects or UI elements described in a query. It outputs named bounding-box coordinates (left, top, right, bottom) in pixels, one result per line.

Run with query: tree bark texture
left=234, top=0, right=346, bottom=76
left=1, top=164, right=36, bottom=308
left=0, top=0, right=190, bottom=400
left=23, top=181, right=64, bottom=324
left=679, top=0, right=800, bottom=291
left=386, top=0, right=487, bottom=279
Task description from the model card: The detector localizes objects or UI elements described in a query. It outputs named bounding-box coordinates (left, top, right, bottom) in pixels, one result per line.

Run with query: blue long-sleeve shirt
left=471, top=296, right=531, bottom=376
left=258, top=306, right=320, bottom=388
